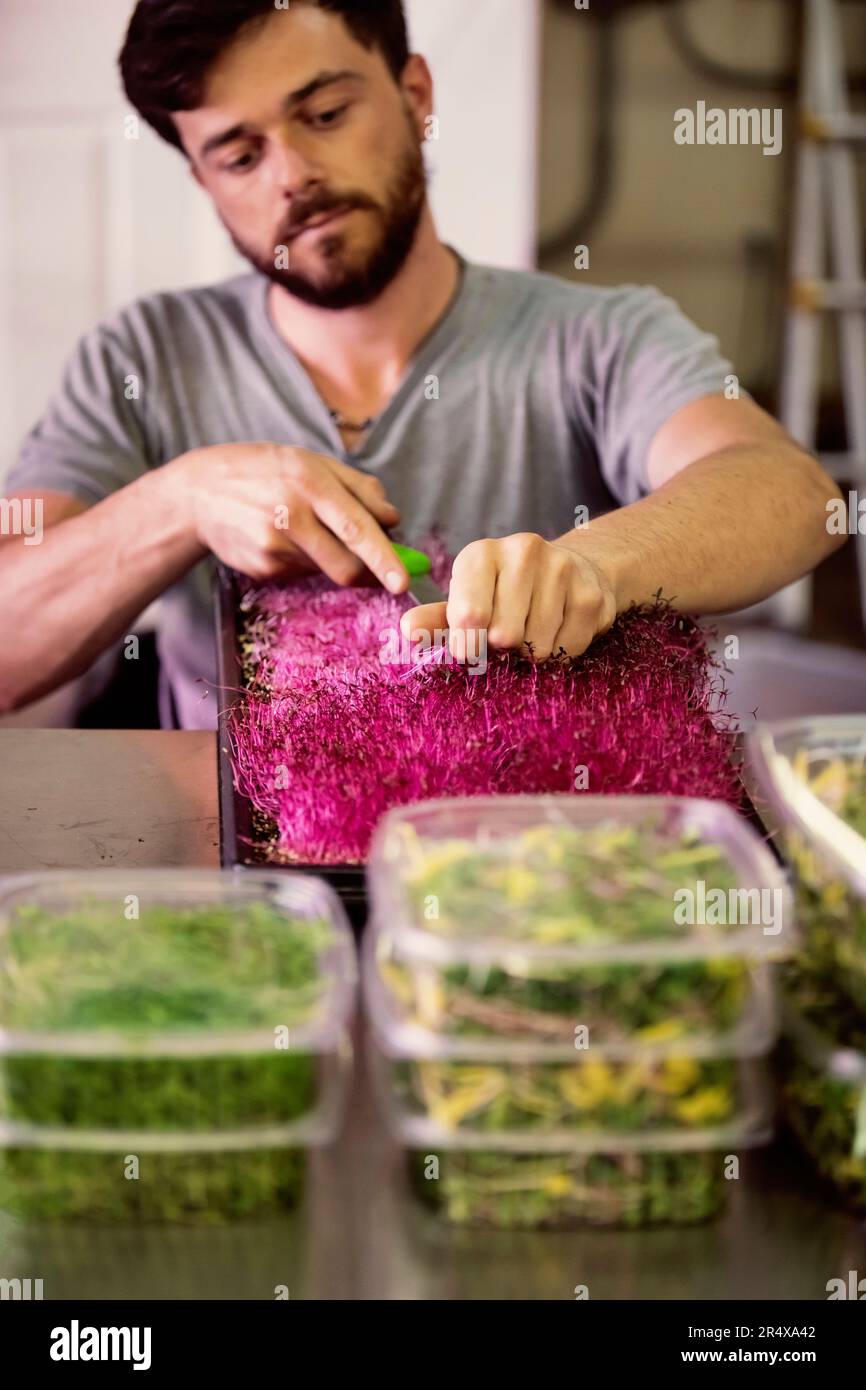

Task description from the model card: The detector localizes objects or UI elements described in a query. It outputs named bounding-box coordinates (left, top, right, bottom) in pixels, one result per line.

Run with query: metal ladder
left=774, top=0, right=866, bottom=628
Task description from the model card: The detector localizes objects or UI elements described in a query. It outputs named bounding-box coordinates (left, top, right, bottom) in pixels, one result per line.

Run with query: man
left=0, top=0, right=844, bottom=728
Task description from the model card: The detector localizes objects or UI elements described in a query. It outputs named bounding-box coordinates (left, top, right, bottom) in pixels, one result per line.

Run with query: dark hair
left=119, top=0, right=411, bottom=152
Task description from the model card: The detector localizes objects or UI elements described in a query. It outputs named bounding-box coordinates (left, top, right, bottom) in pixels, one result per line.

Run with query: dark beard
left=229, top=137, right=427, bottom=310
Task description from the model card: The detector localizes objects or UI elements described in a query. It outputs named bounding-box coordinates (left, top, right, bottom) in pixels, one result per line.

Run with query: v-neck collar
left=251, top=248, right=472, bottom=461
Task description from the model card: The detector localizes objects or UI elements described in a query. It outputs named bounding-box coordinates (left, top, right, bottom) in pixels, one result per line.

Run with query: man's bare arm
left=0, top=444, right=406, bottom=712
left=557, top=395, right=845, bottom=615
left=402, top=396, right=845, bottom=662
left=0, top=471, right=206, bottom=712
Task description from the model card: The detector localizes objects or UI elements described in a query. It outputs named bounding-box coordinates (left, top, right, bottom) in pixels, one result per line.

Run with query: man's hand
left=174, top=442, right=407, bottom=591
left=400, top=532, right=617, bottom=662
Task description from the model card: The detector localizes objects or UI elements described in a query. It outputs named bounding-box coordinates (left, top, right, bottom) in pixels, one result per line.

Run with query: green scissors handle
left=390, top=542, right=447, bottom=605
left=390, top=542, right=432, bottom=577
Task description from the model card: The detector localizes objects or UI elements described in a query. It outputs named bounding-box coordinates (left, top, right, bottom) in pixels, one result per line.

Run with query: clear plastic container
left=0, top=870, right=356, bottom=1223
left=776, top=970, right=866, bottom=1215
left=365, top=938, right=774, bottom=1229
left=367, top=1039, right=772, bottom=1230
left=367, top=795, right=792, bottom=1054
left=403, top=1146, right=735, bottom=1230
left=747, top=717, right=866, bottom=1008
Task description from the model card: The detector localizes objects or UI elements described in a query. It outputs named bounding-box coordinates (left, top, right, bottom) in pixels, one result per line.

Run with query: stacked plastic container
left=0, top=869, right=356, bottom=1223
left=364, top=794, right=792, bottom=1230
left=749, top=716, right=866, bottom=1212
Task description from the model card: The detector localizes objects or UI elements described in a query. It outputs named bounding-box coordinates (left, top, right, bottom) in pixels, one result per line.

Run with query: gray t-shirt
left=7, top=254, right=734, bottom=729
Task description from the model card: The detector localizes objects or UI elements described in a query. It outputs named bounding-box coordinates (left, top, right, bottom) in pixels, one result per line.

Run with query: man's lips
left=289, top=206, right=354, bottom=240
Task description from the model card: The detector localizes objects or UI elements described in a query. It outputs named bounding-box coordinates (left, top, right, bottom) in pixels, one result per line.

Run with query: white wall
left=406, top=0, right=540, bottom=271
left=0, top=0, right=240, bottom=480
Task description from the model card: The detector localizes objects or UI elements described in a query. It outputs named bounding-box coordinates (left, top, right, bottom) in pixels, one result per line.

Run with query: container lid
left=362, top=928, right=778, bottom=1062
left=367, top=795, right=794, bottom=966
left=366, top=1035, right=774, bottom=1155
left=747, top=717, right=866, bottom=899
left=0, top=1088, right=350, bottom=1154
left=0, top=869, right=356, bottom=1057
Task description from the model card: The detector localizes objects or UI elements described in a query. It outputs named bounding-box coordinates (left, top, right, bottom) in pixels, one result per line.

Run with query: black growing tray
left=215, top=565, right=775, bottom=924
left=214, top=564, right=368, bottom=920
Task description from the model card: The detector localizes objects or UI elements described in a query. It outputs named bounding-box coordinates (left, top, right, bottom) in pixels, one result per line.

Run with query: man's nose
left=269, top=132, right=320, bottom=197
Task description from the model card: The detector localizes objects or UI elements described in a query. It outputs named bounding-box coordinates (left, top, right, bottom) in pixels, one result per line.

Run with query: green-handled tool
left=391, top=542, right=448, bottom=607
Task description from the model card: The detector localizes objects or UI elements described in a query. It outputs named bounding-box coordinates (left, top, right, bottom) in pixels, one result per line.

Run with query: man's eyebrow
left=287, top=68, right=365, bottom=108
left=198, top=70, right=366, bottom=160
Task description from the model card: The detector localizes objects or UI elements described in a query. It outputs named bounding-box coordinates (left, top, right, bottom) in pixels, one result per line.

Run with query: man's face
left=174, top=6, right=428, bottom=309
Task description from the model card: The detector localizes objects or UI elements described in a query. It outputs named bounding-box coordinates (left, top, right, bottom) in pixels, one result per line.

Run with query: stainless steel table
left=1, top=730, right=864, bottom=1300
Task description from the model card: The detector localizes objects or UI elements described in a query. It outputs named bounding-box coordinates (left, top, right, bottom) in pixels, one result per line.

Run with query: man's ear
left=400, top=54, right=434, bottom=143
left=189, top=160, right=203, bottom=188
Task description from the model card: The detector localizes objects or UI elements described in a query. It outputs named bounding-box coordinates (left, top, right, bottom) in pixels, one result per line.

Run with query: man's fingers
left=288, top=510, right=368, bottom=586
left=308, top=474, right=407, bottom=592
left=486, top=561, right=534, bottom=651
left=550, top=571, right=611, bottom=658
left=328, top=459, right=401, bottom=526
left=448, top=543, right=496, bottom=629
left=550, top=604, right=596, bottom=659
left=523, top=569, right=571, bottom=661
left=445, top=543, right=498, bottom=663
left=400, top=600, right=448, bottom=640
